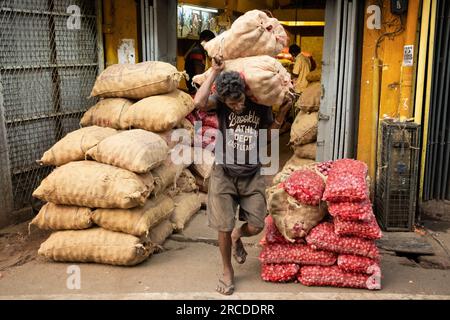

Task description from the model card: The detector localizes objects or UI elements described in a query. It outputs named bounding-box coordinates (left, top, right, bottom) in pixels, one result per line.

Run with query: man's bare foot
left=231, top=229, right=247, bottom=264
left=216, top=273, right=234, bottom=295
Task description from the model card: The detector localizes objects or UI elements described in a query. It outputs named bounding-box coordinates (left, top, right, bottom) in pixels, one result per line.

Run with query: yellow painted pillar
left=399, top=0, right=421, bottom=121
left=103, top=0, right=139, bottom=67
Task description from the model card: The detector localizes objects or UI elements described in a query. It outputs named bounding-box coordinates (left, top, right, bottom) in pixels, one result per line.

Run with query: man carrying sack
left=193, top=56, right=293, bottom=295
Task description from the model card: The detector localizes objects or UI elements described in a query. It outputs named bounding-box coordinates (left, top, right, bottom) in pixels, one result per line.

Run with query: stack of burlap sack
left=261, top=159, right=382, bottom=290
left=31, top=61, right=202, bottom=266
left=288, top=69, right=322, bottom=166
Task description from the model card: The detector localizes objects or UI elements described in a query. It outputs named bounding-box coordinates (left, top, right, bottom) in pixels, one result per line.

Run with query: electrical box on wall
left=391, top=0, right=408, bottom=15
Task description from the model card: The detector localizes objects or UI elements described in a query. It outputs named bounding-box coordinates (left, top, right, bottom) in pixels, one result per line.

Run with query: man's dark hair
left=200, top=30, right=215, bottom=42
left=289, top=44, right=301, bottom=57
left=215, top=71, right=245, bottom=100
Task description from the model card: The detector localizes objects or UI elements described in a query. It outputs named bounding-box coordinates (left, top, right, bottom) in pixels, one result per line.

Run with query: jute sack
left=203, top=10, right=288, bottom=60
left=293, top=143, right=317, bottom=160
left=149, top=219, right=174, bottom=248
left=170, top=168, right=198, bottom=194
left=157, top=128, right=192, bottom=150
left=91, top=195, right=174, bottom=237
left=306, top=69, right=322, bottom=83
left=38, top=126, right=117, bottom=167
left=268, top=187, right=326, bottom=241
left=86, top=129, right=169, bottom=173
left=171, top=193, right=202, bottom=231
left=297, top=82, right=321, bottom=113
left=190, top=147, right=215, bottom=179
left=33, top=161, right=151, bottom=209
left=193, top=56, right=292, bottom=107
left=38, top=228, right=152, bottom=266
left=290, top=111, right=318, bottom=146
left=90, top=61, right=184, bottom=99
left=80, top=98, right=133, bottom=129
left=122, top=90, right=195, bottom=132
left=151, top=155, right=190, bottom=196
left=30, top=203, right=93, bottom=231
left=272, top=156, right=315, bottom=185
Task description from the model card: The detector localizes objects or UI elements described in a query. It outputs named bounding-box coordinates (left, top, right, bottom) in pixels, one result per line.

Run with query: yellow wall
left=357, top=0, right=420, bottom=182
left=103, top=0, right=139, bottom=67
left=301, top=36, right=323, bottom=68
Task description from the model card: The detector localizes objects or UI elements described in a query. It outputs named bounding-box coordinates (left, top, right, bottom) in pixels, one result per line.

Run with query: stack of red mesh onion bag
left=186, top=110, right=218, bottom=150
left=260, top=159, right=382, bottom=290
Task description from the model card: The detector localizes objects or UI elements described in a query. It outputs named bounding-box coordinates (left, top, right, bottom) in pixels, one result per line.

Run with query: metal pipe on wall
left=418, top=0, right=437, bottom=201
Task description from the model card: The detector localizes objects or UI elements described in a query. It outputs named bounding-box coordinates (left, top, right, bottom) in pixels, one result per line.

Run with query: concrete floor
left=1, top=133, right=449, bottom=300
left=0, top=211, right=450, bottom=299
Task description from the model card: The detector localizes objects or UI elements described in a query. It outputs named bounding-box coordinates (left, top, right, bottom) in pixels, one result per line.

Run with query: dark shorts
left=207, top=164, right=267, bottom=232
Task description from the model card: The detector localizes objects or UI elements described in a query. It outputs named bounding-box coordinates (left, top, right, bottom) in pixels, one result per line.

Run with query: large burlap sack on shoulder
left=38, top=126, right=117, bottom=167
left=190, top=147, right=215, bottom=179
left=86, top=129, right=169, bottom=173
left=149, top=219, right=174, bottom=249
left=268, top=187, right=326, bottom=242
left=92, top=195, right=174, bottom=237
left=122, top=90, right=195, bottom=132
left=193, top=56, right=292, bottom=107
left=290, top=111, right=318, bottom=146
left=33, top=161, right=150, bottom=209
left=293, top=143, right=317, bottom=160
left=171, top=193, right=202, bottom=231
left=30, top=203, right=93, bottom=231
left=38, top=228, right=152, bottom=266
left=297, top=82, right=321, bottom=113
left=91, top=61, right=184, bottom=99
left=80, top=98, right=133, bottom=129
left=272, top=156, right=315, bottom=185
left=203, top=10, right=288, bottom=60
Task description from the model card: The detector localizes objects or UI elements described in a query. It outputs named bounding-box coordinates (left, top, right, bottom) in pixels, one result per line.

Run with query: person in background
left=184, top=30, right=216, bottom=95
left=289, top=44, right=316, bottom=94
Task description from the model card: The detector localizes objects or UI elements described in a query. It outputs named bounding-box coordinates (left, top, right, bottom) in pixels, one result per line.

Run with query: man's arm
left=193, top=56, right=224, bottom=112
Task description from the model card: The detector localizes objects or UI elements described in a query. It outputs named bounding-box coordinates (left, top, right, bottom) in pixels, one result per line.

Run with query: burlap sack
left=86, top=129, right=169, bottom=173
left=33, top=161, right=151, bottom=209
left=194, top=173, right=209, bottom=193
left=38, top=228, right=152, bottom=266
left=151, top=155, right=189, bottom=196
left=30, top=203, right=93, bottom=231
left=80, top=98, right=133, bottom=129
left=190, top=147, right=215, bottom=179
left=297, top=82, right=321, bottom=113
left=90, top=61, right=184, bottom=99
left=290, top=111, right=318, bottom=146
left=193, top=55, right=292, bottom=107
left=171, top=193, right=202, bottom=231
left=157, top=128, right=192, bottom=150
left=92, top=195, right=174, bottom=237
left=293, top=143, right=317, bottom=160
left=149, top=219, right=173, bottom=248
left=38, top=126, right=117, bottom=167
left=268, top=187, right=326, bottom=241
left=122, top=90, right=195, bottom=132
left=203, top=10, right=288, bottom=60
left=172, top=168, right=198, bottom=194
left=306, top=69, right=322, bottom=83
left=272, top=156, right=315, bottom=185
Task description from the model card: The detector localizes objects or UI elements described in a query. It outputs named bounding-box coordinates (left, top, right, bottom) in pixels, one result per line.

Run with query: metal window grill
left=0, top=0, right=99, bottom=221
left=375, top=120, right=421, bottom=231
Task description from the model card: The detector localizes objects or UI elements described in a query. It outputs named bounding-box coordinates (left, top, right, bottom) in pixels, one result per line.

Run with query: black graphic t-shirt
left=215, top=97, right=273, bottom=177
